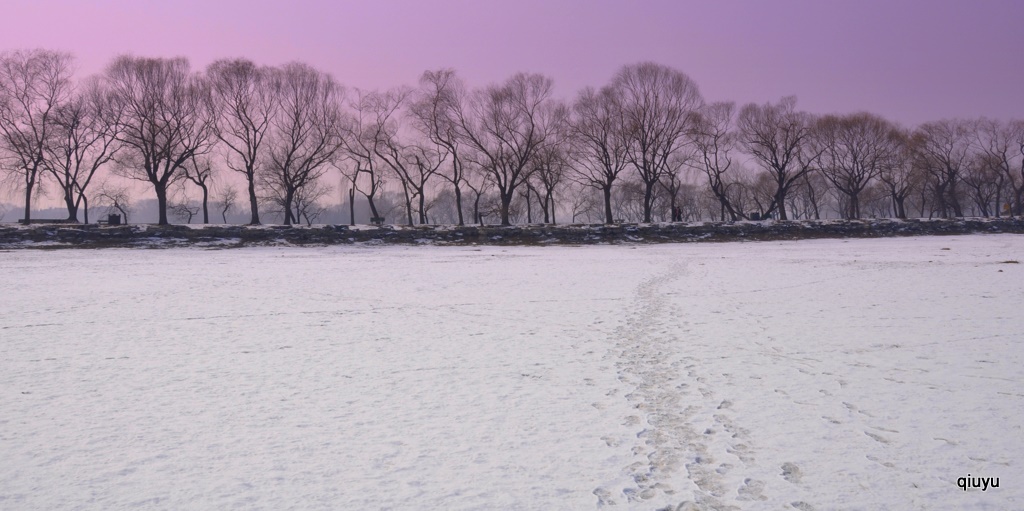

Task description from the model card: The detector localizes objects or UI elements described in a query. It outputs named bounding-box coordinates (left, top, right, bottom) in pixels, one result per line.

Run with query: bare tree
left=354, top=87, right=448, bottom=225
left=737, top=96, right=819, bottom=220
left=813, top=113, right=902, bottom=219
left=293, top=178, right=331, bottom=226
left=793, top=166, right=831, bottom=220
left=168, top=195, right=200, bottom=224
left=529, top=101, right=570, bottom=224
left=43, top=77, right=122, bottom=222
left=341, top=89, right=390, bottom=223
left=106, top=56, right=216, bottom=225
left=877, top=132, right=919, bottom=219
left=262, top=62, right=346, bottom=225
left=659, top=163, right=689, bottom=222
left=366, top=88, right=416, bottom=224
left=461, top=158, right=494, bottom=225
left=567, top=181, right=601, bottom=223
left=531, top=145, right=568, bottom=224
left=181, top=153, right=215, bottom=223
left=974, top=118, right=1024, bottom=216
left=912, top=119, right=971, bottom=218
left=612, top=62, right=703, bottom=222
left=427, top=187, right=460, bottom=224
left=410, top=69, right=469, bottom=225
left=214, top=184, right=238, bottom=223
left=458, top=72, right=556, bottom=225
left=611, top=177, right=647, bottom=222
left=404, top=142, right=447, bottom=224
left=95, top=182, right=132, bottom=223
left=0, top=49, right=74, bottom=223
left=961, top=152, right=1003, bottom=217
left=208, top=59, right=279, bottom=225
left=859, top=181, right=893, bottom=218
left=568, top=85, right=630, bottom=224
left=689, top=101, right=742, bottom=220
left=742, top=171, right=780, bottom=219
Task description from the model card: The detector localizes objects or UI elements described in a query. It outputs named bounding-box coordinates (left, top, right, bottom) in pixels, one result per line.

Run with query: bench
left=97, top=214, right=122, bottom=226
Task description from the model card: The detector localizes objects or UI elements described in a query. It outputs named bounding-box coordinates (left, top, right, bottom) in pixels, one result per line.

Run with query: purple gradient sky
left=2, top=0, right=1022, bottom=127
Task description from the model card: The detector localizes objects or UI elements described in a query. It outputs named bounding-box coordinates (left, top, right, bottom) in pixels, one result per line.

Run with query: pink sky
left=2, top=0, right=1022, bottom=127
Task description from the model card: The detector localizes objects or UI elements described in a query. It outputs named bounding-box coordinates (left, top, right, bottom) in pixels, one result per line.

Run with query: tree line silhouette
left=1, top=49, right=1022, bottom=226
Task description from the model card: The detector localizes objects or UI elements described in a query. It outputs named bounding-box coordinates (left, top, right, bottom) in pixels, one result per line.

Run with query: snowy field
left=1, top=235, right=1021, bottom=510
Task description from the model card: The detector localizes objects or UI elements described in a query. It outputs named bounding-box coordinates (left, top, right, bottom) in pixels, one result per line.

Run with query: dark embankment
left=2, top=218, right=1022, bottom=249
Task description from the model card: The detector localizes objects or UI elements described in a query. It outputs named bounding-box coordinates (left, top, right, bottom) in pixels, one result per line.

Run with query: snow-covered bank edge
left=1, top=217, right=1023, bottom=249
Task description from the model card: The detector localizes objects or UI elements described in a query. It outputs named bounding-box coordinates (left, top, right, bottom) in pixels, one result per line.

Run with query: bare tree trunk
left=603, top=186, right=613, bottom=224
left=418, top=191, right=427, bottom=224
left=643, top=180, right=656, bottom=223
left=775, top=188, right=788, bottom=220
left=155, top=184, right=169, bottom=225
left=948, top=183, right=964, bottom=217
left=548, top=191, right=556, bottom=225
left=474, top=193, right=483, bottom=226
left=247, top=180, right=260, bottom=224
left=499, top=190, right=512, bottom=226
left=200, top=183, right=210, bottom=224
left=454, top=184, right=464, bottom=226
left=367, top=196, right=380, bottom=221
left=63, top=189, right=79, bottom=222
left=349, top=187, right=355, bottom=226
left=403, top=186, right=414, bottom=226
left=283, top=189, right=295, bottom=225
left=524, top=188, right=532, bottom=224
left=23, top=184, right=34, bottom=224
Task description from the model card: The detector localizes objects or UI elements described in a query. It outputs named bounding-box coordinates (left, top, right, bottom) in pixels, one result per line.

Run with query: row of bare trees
left=2, top=49, right=1022, bottom=226
left=694, top=103, right=1024, bottom=221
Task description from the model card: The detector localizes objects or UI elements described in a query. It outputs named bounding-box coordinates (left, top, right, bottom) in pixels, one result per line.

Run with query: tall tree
left=814, top=113, right=902, bottom=219
left=44, top=77, right=122, bottom=222
left=688, top=101, right=742, bottom=220
left=912, top=119, right=971, bottom=218
left=568, top=85, right=630, bottom=224
left=974, top=118, right=1024, bottom=216
left=613, top=62, right=703, bottom=223
left=961, top=151, right=1003, bottom=217
left=208, top=59, right=279, bottom=224
left=530, top=101, right=570, bottom=224
left=182, top=153, right=214, bottom=223
left=410, top=69, right=469, bottom=225
left=262, top=62, right=345, bottom=225
left=355, top=87, right=446, bottom=225
left=458, top=72, right=555, bottom=225
left=737, top=96, right=819, bottom=220
left=215, top=183, right=238, bottom=223
left=341, top=89, right=391, bottom=222
left=0, top=49, right=74, bottom=223
left=106, top=56, right=215, bottom=225
left=877, top=130, right=918, bottom=219
left=403, top=142, right=447, bottom=224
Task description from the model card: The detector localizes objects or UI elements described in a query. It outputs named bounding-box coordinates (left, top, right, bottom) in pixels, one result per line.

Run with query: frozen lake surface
left=1, top=235, right=1021, bottom=510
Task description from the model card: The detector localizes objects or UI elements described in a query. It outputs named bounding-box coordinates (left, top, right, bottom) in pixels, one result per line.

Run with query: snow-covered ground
left=1, top=235, right=1021, bottom=510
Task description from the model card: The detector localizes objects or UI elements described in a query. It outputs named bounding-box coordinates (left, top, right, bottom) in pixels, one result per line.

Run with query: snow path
left=597, top=257, right=757, bottom=510
left=1, top=235, right=1022, bottom=510
left=598, top=235, right=1022, bottom=510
